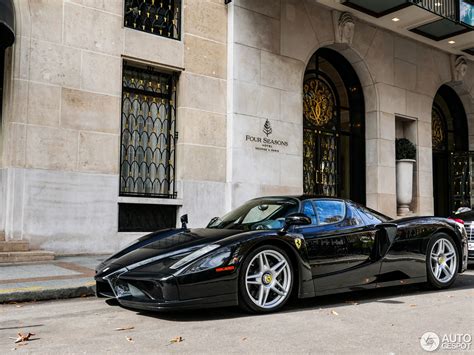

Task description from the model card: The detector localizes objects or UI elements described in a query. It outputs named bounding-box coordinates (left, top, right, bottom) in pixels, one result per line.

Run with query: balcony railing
left=410, top=0, right=458, bottom=21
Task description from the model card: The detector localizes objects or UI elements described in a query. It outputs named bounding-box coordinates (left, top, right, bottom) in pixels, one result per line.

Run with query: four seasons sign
left=245, top=119, right=289, bottom=153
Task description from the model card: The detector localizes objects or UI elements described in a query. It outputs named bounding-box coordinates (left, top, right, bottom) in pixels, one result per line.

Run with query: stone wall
left=177, top=0, right=228, bottom=226
left=230, top=1, right=304, bottom=207
left=0, top=0, right=228, bottom=252
left=1, top=0, right=473, bottom=253
left=230, top=0, right=474, bottom=217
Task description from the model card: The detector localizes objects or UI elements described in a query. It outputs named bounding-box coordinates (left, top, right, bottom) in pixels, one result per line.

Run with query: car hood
left=96, top=228, right=245, bottom=275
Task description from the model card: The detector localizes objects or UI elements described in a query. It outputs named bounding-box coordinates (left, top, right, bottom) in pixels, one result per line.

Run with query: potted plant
left=396, top=138, right=416, bottom=216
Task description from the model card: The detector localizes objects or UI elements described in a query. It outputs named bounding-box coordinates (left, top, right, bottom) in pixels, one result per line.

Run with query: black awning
left=0, top=0, right=15, bottom=48
left=410, top=18, right=472, bottom=41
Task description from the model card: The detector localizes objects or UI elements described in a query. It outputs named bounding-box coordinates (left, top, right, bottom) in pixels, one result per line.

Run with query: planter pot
left=396, top=159, right=416, bottom=216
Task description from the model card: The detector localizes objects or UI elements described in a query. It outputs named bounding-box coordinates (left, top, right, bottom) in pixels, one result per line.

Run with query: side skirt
left=308, top=276, right=427, bottom=298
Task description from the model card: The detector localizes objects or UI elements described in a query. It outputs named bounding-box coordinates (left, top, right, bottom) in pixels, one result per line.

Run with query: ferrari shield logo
left=294, top=238, right=302, bottom=249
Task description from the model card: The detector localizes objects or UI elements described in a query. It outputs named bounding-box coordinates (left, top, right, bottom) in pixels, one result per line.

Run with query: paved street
left=1, top=269, right=473, bottom=354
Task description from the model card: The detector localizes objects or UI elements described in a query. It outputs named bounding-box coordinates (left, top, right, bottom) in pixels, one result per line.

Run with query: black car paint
left=95, top=196, right=468, bottom=311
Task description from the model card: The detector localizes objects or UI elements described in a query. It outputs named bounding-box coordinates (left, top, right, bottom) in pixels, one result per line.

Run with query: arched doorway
left=432, top=85, right=469, bottom=216
left=303, top=48, right=365, bottom=204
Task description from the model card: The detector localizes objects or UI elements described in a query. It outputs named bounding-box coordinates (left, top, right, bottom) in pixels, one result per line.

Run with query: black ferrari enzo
left=95, top=196, right=469, bottom=313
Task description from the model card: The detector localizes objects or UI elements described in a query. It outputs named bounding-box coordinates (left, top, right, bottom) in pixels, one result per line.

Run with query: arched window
left=432, top=85, right=469, bottom=216
left=303, top=48, right=365, bottom=203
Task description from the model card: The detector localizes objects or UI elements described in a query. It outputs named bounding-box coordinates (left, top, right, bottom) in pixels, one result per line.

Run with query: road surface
left=1, top=269, right=473, bottom=353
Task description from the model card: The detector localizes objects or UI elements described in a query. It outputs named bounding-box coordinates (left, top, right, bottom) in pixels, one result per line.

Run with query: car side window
left=346, top=205, right=364, bottom=226
left=302, top=201, right=318, bottom=225
left=314, top=200, right=346, bottom=225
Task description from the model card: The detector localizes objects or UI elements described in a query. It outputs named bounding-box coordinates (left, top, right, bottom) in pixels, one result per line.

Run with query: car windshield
left=207, top=198, right=299, bottom=231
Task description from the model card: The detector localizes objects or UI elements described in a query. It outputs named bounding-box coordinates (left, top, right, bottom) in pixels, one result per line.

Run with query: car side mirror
left=280, top=213, right=312, bottom=234
left=208, top=217, right=218, bottom=225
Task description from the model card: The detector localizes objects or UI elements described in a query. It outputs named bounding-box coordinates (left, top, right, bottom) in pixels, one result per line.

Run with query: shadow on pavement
left=133, top=272, right=474, bottom=322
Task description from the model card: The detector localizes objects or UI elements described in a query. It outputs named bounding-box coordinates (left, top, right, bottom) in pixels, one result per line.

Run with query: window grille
left=120, top=62, right=177, bottom=198
left=124, top=0, right=181, bottom=40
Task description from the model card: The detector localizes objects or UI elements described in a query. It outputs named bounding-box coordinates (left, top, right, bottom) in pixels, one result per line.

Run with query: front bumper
left=116, top=293, right=237, bottom=311
left=95, top=269, right=239, bottom=311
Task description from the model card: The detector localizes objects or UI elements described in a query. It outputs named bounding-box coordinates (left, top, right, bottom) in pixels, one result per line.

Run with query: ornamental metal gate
left=432, top=150, right=472, bottom=216
left=303, top=76, right=340, bottom=197
left=303, top=48, right=365, bottom=204
left=449, top=152, right=473, bottom=213
left=432, top=85, right=470, bottom=216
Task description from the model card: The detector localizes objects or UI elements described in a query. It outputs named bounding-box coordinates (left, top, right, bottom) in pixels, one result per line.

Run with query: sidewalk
left=0, top=255, right=105, bottom=303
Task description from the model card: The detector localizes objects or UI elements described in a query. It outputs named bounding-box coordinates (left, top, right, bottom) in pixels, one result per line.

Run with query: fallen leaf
left=345, top=300, right=359, bottom=305
left=115, top=326, right=135, bottom=331
left=170, top=336, right=183, bottom=344
left=331, top=310, right=339, bottom=316
left=447, top=295, right=454, bottom=298
left=126, top=336, right=134, bottom=343
left=242, top=337, right=247, bottom=341
left=11, top=333, right=35, bottom=343
left=409, top=304, right=417, bottom=307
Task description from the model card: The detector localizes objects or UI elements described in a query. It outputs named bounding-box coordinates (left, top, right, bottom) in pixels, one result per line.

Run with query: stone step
left=0, top=241, right=29, bottom=252
left=0, top=251, right=55, bottom=264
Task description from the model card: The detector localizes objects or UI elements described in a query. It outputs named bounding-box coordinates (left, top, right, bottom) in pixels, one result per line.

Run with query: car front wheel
left=239, top=245, right=293, bottom=313
left=426, top=233, right=459, bottom=289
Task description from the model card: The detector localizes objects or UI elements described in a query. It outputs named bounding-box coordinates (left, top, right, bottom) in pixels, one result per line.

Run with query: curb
left=0, top=284, right=96, bottom=303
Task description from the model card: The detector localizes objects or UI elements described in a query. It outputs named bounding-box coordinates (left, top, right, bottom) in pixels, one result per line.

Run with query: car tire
left=426, top=233, right=459, bottom=289
left=238, top=245, right=293, bottom=313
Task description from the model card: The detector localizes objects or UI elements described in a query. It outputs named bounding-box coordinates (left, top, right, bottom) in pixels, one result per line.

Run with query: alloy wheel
left=244, top=249, right=292, bottom=309
left=430, top=238, right=457, bottom=284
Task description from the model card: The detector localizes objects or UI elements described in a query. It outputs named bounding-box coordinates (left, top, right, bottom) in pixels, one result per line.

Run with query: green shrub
left=396, top=138, right=416, bottom=160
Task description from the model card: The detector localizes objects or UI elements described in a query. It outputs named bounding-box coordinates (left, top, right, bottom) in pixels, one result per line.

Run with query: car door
left=297, top=199, right=380, bottom=294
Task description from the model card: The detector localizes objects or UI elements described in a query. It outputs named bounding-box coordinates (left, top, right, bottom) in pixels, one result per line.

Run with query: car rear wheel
left=239, top=245, right=293, bottom=313
left=426, top=233, right=458, bottom=289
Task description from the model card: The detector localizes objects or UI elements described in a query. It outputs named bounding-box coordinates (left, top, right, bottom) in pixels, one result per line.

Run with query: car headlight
left=171, top=246, right=232, bottom=275
left=181, top=248, right=232, bottom=274
left=169, top=244, right=221, bottom=270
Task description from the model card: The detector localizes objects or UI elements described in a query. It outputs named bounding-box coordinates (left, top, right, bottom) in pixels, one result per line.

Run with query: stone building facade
left=0, top=0, right=473, bottom=254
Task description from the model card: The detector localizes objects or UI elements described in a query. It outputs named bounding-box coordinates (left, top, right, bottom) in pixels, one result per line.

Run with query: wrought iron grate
left=124, top=0, right=181, bottom=40
left=410, top=0, right=458, bottom=20
left=120, top=63, right=177, bottom=198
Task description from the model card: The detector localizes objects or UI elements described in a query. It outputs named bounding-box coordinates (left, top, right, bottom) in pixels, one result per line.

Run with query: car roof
left=250, top=195, right=392, bottom=220
left=251, top=195, right=348, bottom=202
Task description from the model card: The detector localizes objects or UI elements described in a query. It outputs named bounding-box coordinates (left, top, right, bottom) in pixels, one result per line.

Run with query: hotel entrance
left=432, top=85, right=471, bottom=216
left=303, top=48, right=365, bottom=204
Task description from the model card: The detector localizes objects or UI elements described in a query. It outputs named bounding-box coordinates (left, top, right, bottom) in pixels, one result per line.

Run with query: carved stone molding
left=452, top=55, right=468, bottom=82
left=334, top=11, right=355, bottom=45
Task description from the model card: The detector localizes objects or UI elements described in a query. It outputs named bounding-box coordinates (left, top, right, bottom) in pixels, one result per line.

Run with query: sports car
left=95, top=196, right=469, bottom=313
